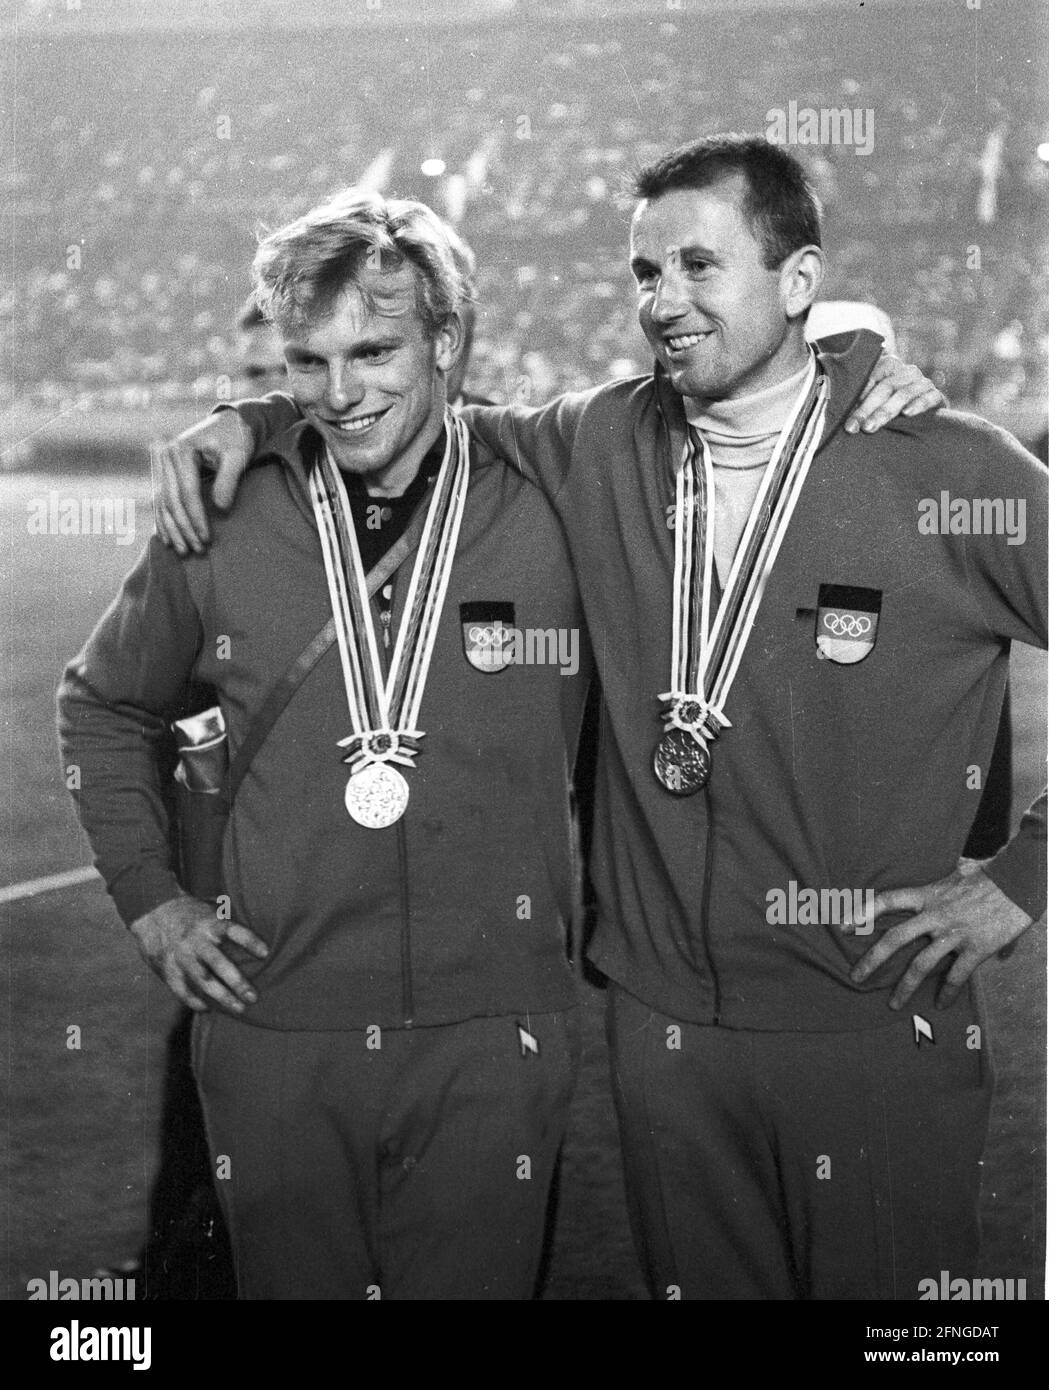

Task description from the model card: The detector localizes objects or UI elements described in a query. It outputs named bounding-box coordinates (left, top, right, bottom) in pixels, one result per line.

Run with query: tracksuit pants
left=191, top=1007, right=579, bottom=1300
left=605, top=983, right=994, bottom=1300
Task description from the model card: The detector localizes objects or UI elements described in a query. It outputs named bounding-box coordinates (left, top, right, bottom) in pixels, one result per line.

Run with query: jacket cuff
left=211, top=393, right=299, bottom=449
left=109, top=863, right=184, bottom=928
left=210, top=397, right=267, bottom=438
left=983, top=795, right=1047, bottom=921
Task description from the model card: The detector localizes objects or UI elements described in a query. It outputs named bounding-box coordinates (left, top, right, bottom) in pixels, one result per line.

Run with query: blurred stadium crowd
left=3, top=4, right=1046, bottom=423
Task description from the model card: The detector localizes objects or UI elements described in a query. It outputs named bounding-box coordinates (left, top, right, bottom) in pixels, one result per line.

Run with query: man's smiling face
left=630, top=175, right=817, bottom=403
left=280, top=264, right=458, bottom=493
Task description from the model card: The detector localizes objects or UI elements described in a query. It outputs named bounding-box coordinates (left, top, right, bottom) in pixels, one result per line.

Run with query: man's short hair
left=252, top=188, right=475, bottom=335
left=632, top=134, right=823, bottom=270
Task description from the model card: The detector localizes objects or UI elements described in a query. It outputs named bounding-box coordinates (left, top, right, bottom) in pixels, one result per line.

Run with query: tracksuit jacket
left=230, top=330, right=1047, bottom=1032
left=57, top=421, right=590, bottom=1030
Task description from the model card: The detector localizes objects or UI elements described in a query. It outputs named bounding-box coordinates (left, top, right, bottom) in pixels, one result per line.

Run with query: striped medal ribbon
left=654, top=357, right=829, bottom=795
left=310, top=409, right=471, bottom=827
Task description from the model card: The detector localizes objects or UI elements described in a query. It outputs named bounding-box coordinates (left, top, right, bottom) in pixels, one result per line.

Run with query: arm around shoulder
left=155, top=390, right=302, bottom=552
left=461, top=390, right=589, bottom=502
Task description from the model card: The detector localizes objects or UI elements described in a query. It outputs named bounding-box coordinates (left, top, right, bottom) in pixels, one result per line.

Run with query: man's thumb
left=212, top=454, right=244, bottom=511
left=211, top=416, right=254, bottom=510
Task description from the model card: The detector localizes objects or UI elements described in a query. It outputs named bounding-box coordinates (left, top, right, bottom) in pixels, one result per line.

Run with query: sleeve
left=958, top=426, right=1048, bottom=918
left=56, top=537, right=206, bottom=927
left=459, top=392, right=586, bottom=508
left=985, top=795, right=1047, bottom=920
left=213, top=390, right=302, bottom=451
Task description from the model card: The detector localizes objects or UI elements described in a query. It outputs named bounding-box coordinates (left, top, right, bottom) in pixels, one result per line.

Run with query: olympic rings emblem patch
left=815, top=584, right=881, bottom=665
left=460, top=600, right=517, bottom=674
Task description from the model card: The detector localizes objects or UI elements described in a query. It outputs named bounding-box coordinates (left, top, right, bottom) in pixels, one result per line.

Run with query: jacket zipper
left=698, top=564, right=723, bottom=1024
left=699, top=794, right=721, bottom=1025
left=659, top=363, right=846, bottom=1028
left=396, top=819, right=414, bottom=1026
left=378, top=580, right=414, bottom=1026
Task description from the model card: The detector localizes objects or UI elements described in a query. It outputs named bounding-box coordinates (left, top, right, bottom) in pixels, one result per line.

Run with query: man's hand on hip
left=129, top=895, right=269, bottom=1013
left=847, top=859, right=1036, bottom=1010
left=150, top=409, right=255, bottom=556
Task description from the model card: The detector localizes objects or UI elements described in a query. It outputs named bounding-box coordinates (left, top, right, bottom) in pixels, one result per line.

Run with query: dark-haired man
left=60, top=190, right=589, bottom=1300
left=494, top=137, right=1043, bottom=1300
left=148, top=137, right=1031, bottom=1301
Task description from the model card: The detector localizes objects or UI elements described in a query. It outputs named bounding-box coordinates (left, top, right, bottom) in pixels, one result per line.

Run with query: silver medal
left=344, top=762, right=410, bottom=829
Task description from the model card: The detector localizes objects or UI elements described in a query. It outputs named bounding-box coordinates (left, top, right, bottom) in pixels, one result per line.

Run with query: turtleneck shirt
left=684, top=353, right=816, bottom=585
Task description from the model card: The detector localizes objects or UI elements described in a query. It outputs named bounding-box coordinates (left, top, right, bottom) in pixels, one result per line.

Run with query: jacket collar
left=251, top=413, right=500, bottom=566
left=255, top=414, right=323, bottom=485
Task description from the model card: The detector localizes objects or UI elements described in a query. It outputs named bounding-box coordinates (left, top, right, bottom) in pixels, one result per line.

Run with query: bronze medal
left=653, top=727, right=711, bottom=795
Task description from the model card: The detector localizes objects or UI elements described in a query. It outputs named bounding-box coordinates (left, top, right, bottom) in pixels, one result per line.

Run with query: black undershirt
left=315, top=424, right=447, bottom=646
left=342, top=424, right=447, bottom=573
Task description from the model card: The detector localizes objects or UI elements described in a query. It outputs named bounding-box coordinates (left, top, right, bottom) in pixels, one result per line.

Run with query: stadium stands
left=4, top=5, right=1046, bottom=419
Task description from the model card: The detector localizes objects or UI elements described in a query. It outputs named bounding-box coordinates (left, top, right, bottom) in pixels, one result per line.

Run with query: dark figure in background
left=137, top=1009, right=234, bottom=1297
left=233, top=301, right=288, bottom=396
left=964, top=694, right=1013, bottom=859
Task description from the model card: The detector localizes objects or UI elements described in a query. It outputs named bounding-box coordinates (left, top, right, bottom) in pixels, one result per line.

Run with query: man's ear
left=779, top=245, right=825, bottom=322
left=434, top=312, right=464, bottom=375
